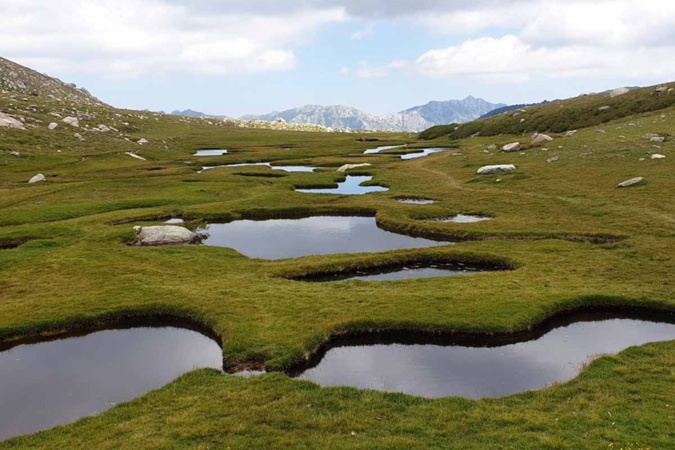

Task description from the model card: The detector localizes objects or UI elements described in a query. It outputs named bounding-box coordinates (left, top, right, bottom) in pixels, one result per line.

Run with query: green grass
left=0, top=85, right=674, bottom=448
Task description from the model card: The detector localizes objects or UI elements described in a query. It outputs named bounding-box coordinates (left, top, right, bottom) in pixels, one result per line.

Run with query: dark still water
left=199, top=216, right=448, bottom=259
left=0, top=327, right=222, bottom=441
left=297, top=317, right=675, bottom=399
left=298, top=262, right=491, bottom=282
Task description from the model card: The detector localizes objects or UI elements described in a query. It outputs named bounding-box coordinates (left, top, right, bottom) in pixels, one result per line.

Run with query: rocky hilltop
left=0, top=57, right=106, bottom=108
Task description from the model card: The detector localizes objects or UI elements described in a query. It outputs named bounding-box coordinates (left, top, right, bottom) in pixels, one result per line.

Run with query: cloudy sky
left=2, top=0, right=674, bottom=116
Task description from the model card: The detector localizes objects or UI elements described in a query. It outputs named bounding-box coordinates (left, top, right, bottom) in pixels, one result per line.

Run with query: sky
left=2, top=0, right=675, bottom=117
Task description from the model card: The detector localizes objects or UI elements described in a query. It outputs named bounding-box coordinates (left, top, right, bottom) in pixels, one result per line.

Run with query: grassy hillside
left=1, top=64, right=674, bottom=448
left=420, top=83, right=675, bottom=140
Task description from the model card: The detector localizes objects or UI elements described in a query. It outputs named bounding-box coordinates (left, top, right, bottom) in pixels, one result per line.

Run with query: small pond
left=297, top=316, right=675, bottom=399
left=363, top=145, right=406, bottom=155
left=297, top=262, right=491, bottom=282
left=400, top=148, right=448, bottom=160
left=435, top=214, right=493, bottom=223
left=396, top=198, right=436, bottom=205
left=295, top=176, right=388, bottom=195
left=200, top=163, right=318, bottom=173
left=0, top=326, right=222, bottom=441
left=199, top=216, right=448, bottom=259
left=194, top=149, right=228, bottom=156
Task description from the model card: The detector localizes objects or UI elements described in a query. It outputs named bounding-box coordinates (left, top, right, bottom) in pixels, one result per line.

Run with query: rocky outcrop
left=0, top=112, right=25, bottom=129
left=618, top=177, right=644, bottom=188
left=28, top=173, right=45, bottom=184
left=502, top=142, right=521, bottom=152
left=133, top=226, right=196, bottom=246
left=62, top=116, right=79, bottom=127
left=477, top=164, right=516, bottom=175
left=610, top=87, right=629, bottom=98
left=532, top=133, right=553, bottom=146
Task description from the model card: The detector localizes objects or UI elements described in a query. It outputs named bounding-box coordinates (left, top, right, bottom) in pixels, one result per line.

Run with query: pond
left=435, top=215, right=493, bottom=223
left=194, top=149, right=229, bottom=156
left=363, top=145, right=406, bottom=154
left=396, top=198, right=436, bottom=205
left=400, top=148, right=448, bottom=160
left=295, top=262, right=493, bottom=282
left=296, top=315, right=675, bottom=399
left=0, top=326, right=222, bottom=441
left=199, top=216, right=448, bottom=259
left=200, top=163, right=318, bottom=173
left=295, top=176, right=388, bottom=195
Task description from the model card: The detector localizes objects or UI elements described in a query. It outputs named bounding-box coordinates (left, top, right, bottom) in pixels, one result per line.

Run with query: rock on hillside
left=0, top=57, right=106, bottom=107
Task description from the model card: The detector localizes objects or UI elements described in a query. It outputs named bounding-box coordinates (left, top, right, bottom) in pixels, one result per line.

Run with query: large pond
left=0, top=326, right=222, bottom=441
left=199, top=216, right=448, bottom=259
left=297, top=316, right=675, bottom=399
left=200, top=163, right=318, bottom=173
left=295, top=176, right=388, bottom=195
left=297, top=262, right=491, bottom=282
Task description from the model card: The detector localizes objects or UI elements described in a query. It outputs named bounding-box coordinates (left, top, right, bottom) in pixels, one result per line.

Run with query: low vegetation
left=0, top=66, right=674, bottom=448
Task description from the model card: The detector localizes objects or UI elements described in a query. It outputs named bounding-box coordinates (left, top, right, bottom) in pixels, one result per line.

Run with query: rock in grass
left=532, top=133, right=553, bottom=146
left=642, top=133, right=660, bottom=140
left=610, top=87, right=629, bottom=98
left=138, top=138, right=149, bottom=145
left=28, top=173, right=45, bottom=184
left=62, top=116, right=79, bottom=127
left=0, top=112, right=25, bottom=129
left=74, top=133, right=85, bottom=142
left=10, top=151, right=20, bottom=157
left=547, top=156, right=559, bottom=163
left=651, top=154, right=666, bottom=160
left=565, top=130, right=577, bottom=137
left=125, top=152, right=146, bottom=160
left=337, top=163, right=371, bottom=173
left=477, top=164, right=516, bottom=175
left=134, top=226, right=196, bottom=246
left=48, top=122, right=58, bottom=130
left=650, top=136, right=665, bottom=143
left=502, top=142, right=521, bottom=152
left=618, top=177, right=645, bottom=188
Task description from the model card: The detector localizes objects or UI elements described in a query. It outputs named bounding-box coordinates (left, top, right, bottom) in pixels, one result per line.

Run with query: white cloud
left=0, top=0, right=345, bottom=78
left=351, top=23, right=375, bottom=40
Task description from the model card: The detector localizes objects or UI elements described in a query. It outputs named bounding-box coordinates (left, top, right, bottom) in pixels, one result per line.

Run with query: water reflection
left=194, top=149, right=229, bottom=156
left=400, top=148, right=448, bottom=160
left=0, top=327, right=222, bottom=440
left=199, top=216, right=448, bottom=259
left=296, top=176, right=388, bottom=195
left=363, top=145, right=406, bottom=154
left=200, top=163, right=318, bottom=173
left=300, top=263, right=489, bottom=282
left=298, top=318, right=675, bottom=399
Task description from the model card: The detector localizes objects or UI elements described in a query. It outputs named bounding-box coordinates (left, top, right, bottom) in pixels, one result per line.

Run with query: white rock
left=125, top=152, right=147, bottom=160
left=486, top=144, right=497, bottom=150
left=477, top=164, right=516, bottom=175
left=48, top=122, right=58, bottom=130
left=29, top=173, right=45, bottom=184
left=0, top=112, right=25, bottom=129
left=62, top=116, right=79, bottom=127
left=337, top=163, right=371, bottom=173
left=598, top=106, right=611, bottom=111
left=610, top=87, right=630, bottom=98
left=138, top=138, right=149, bottom=145
left=565, top=130, right=577, bottom=136
left=618, top=177, right=644, bottom=188
left=502, top=142, right=521, bottom=152
left=531, top=133, right=553, bottom=146
left=135, top=226, right=196, bottom=246
left=547, top=156, right=559, bottom=163
left=596, top=130, right=606, bottom=134
left=650, top=137, right=665, bottom=143
left=655, top=86, right=667, bottom=93
left=642, top=133, right=660, bottom=139
left=651, top=154, right=666, bottom=159
left=98, top=124, right=111, bottom=132
left=10, top=151, right=20, bottom=157
left=74, top=133, right=85, bottom=142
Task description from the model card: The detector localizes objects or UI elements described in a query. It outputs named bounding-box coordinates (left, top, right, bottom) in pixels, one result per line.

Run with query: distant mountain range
left=171, top=109, right=228, bottom=119
left=172, top=96, right=506, bottom=132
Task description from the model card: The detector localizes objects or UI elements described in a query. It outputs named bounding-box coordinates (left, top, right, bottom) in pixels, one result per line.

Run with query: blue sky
left=2, top=1, right=674, bottom=116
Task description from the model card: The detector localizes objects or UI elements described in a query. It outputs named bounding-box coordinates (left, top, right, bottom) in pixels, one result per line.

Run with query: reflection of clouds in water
left=201, top=216, right=445, bottom=259
left=297, top=176, right=389, bottom=195
left=299, top=319, right=675, bottom=399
